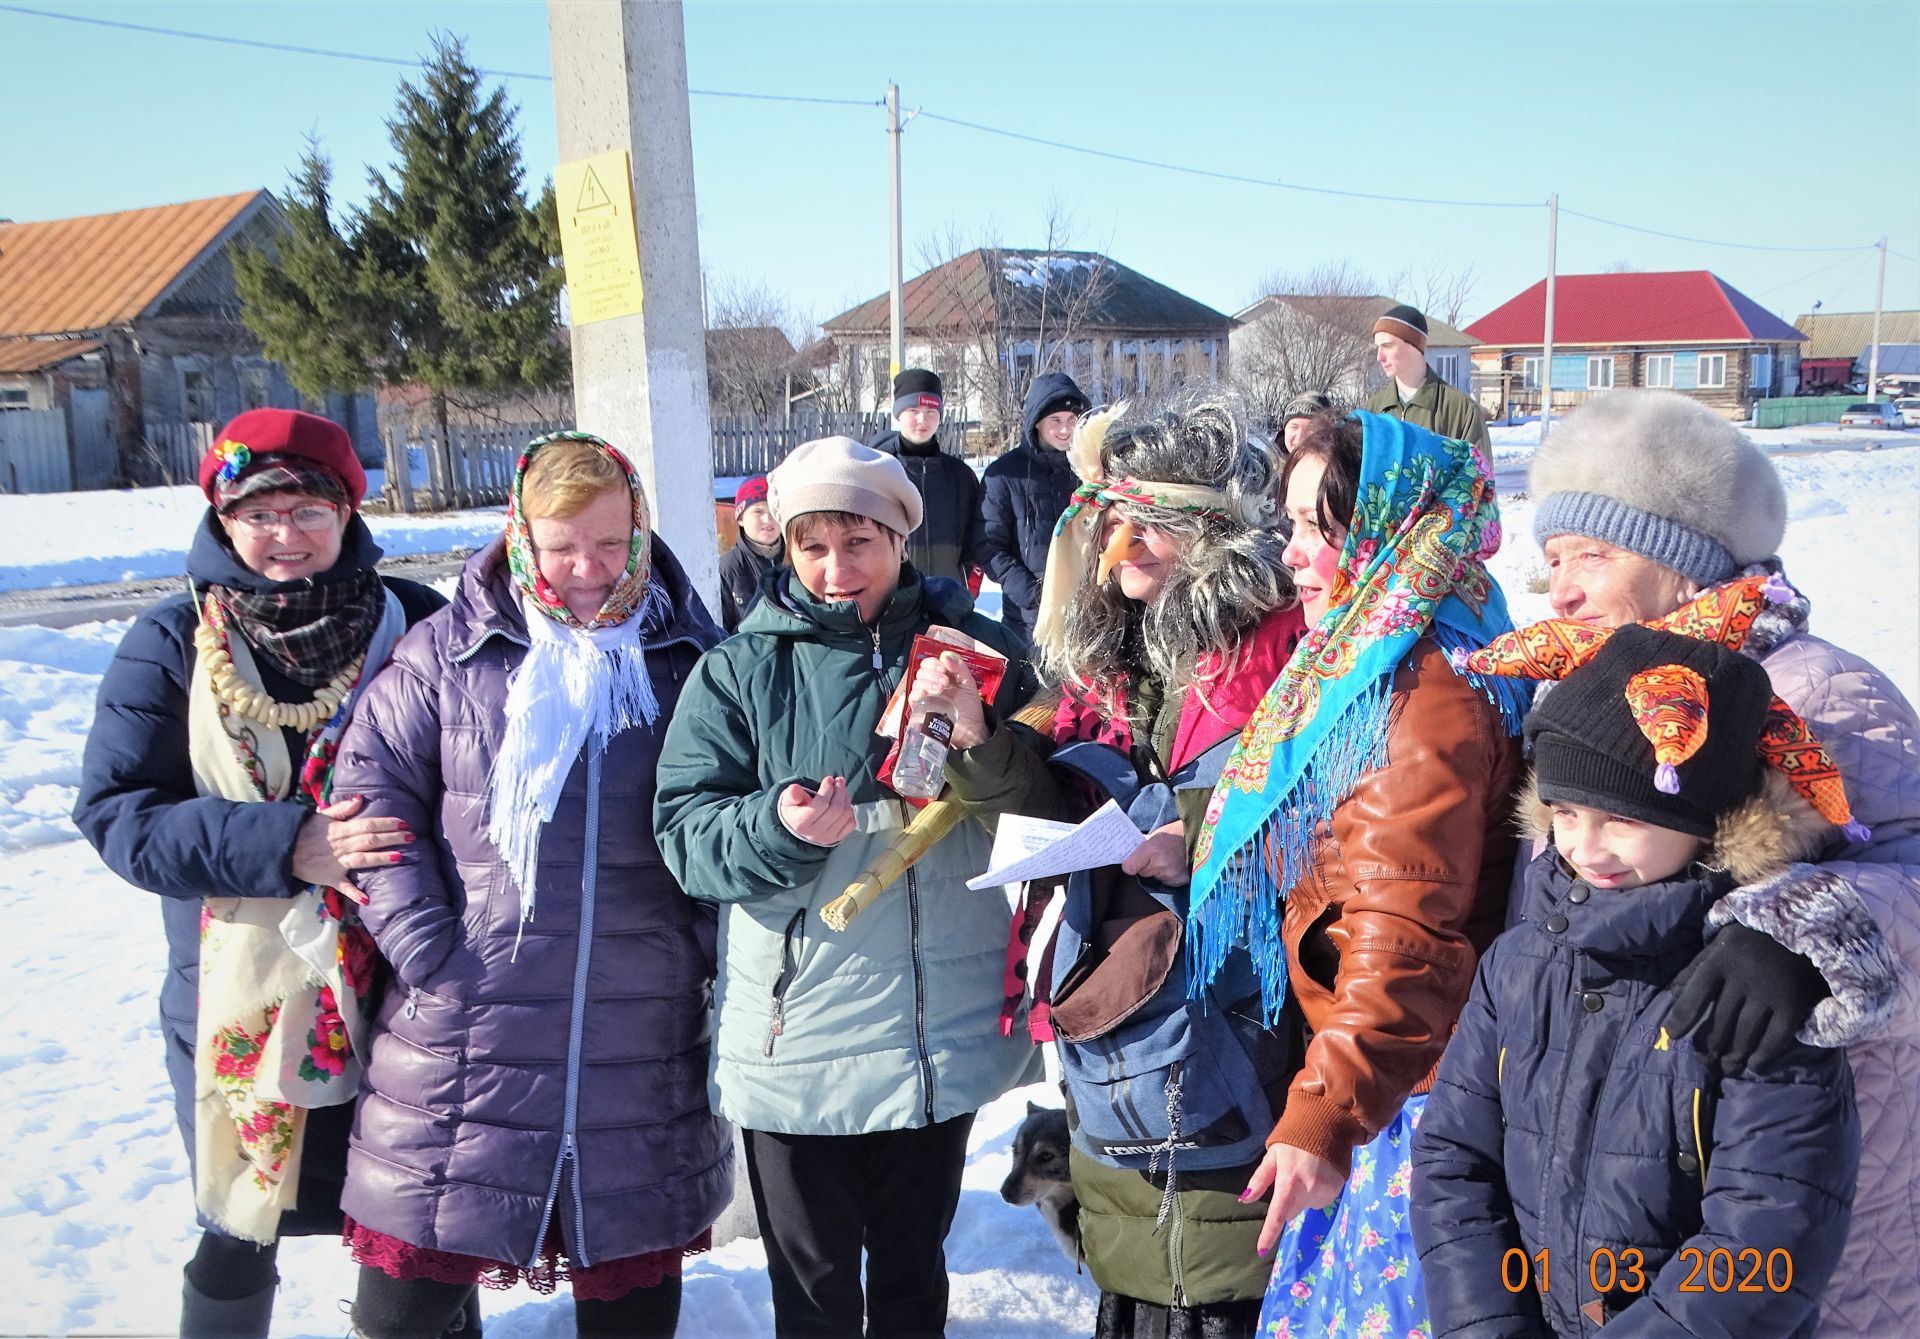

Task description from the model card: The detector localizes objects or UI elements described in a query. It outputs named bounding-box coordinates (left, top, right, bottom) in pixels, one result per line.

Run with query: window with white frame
left=1587, top=356, right=1614, bottom=389
left=1645, top=353, right=1674, bottom=388
left=1432, top=352, right=1460, bottom=385
left=1698, top=353, right=1727, bottom=388
left=1749, top=350, right=1774, bottom=396
left=0, top=386, right=29, bottom=409
left=1522, top=356, right=1545, bottom=390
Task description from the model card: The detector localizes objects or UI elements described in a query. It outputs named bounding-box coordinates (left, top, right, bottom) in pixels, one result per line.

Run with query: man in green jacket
left=1363, top=303, right=1490, bottom=457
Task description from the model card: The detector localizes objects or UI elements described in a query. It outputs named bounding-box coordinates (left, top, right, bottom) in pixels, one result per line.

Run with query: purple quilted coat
left=332, top=536, right=732, bottom=1269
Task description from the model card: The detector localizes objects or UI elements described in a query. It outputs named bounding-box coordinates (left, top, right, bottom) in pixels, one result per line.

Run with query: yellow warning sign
left=555, top=150, right=645, bottom=326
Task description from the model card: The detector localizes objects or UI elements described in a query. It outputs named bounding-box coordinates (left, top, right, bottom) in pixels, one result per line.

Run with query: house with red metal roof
left=1464, top=270, right=1807, bottom=421
left=0, top=192, right=371, bottom=490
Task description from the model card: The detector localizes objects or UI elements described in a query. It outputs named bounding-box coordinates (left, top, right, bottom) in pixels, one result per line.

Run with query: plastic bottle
left=890, top=689, right=955, bottom=800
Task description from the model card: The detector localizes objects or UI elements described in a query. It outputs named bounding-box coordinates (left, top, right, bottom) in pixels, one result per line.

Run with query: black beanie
left=1035, top=383, right=1091, bottom=424
left=892, top=368, right=943, bottom=417
left=1525, top=625, right=1773, bottom=838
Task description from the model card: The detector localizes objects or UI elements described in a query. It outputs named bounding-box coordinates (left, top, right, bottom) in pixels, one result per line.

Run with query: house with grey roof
left=820, top=248, right=1231, bottom=437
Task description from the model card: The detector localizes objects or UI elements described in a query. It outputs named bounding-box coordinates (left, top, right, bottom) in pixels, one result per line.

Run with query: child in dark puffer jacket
left=1411, top=622, right=1863, bottom=1338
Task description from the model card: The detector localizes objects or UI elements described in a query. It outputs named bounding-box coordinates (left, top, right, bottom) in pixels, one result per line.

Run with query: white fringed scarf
left=485, top=581, right=666, bottom=927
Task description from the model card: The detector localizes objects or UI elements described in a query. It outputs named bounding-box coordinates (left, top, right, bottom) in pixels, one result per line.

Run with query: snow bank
left=0, top=484, right=505, bottom=592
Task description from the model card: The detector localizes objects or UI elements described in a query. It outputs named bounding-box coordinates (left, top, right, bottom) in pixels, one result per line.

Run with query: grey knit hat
left=1531, top=390, right=1786, bottom=587
left=768, top=435, right=924, bottom=537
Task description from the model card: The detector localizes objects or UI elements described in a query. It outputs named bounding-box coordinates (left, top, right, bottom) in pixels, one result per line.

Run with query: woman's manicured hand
left=292, top=795, right=412, bottom=902
left=910, top=651, right=989, bottom=750
left=1242, top=1141, right=1345, bottom=1257
left=1121, top=820, right=1190, bottom=885
left=778, top=775, right=857, bottom=847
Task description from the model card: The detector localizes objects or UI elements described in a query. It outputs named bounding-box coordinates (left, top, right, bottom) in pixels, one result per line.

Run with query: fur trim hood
left=1518, top=765, right=1833, bottom=886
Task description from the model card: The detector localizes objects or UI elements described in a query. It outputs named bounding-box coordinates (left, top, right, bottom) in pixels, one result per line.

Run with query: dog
left=1000, top=1101, right=1080, bottom=1265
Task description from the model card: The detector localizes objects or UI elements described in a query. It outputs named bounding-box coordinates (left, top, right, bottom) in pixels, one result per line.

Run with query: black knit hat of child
left=1524, top=625, right=1774, bottom=838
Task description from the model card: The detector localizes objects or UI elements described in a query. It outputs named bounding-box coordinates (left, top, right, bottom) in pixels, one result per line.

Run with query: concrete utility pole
left=887, top=81, right=905, bottom=386
left=549, top=0, right=718, bottom=609
left=1869, top=235, right=1887, bottom=399
left=1540, top=191, right=1558, bottom=445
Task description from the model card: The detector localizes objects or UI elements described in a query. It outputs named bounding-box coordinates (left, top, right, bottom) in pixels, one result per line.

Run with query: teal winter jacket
left=654, top=565, right=1041, bottom=1135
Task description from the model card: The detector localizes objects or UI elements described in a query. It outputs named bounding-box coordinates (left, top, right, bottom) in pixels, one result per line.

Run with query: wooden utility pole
left=548, top=0, right=718, bottom=609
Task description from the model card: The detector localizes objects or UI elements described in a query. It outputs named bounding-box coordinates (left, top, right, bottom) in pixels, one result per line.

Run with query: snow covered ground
left=0, top=435, right=1912, bottom=1336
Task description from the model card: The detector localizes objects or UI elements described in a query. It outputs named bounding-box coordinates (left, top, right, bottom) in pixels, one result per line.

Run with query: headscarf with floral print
left=506, top=430, right=653, bottom=628
left=1187, top=413, right=1532, bottom=1023
left=488, top=431, right=666, bottom=928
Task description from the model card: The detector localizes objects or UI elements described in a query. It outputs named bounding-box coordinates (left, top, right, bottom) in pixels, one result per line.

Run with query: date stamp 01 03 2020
left=1501, top=1245, right=1797, bottom=1306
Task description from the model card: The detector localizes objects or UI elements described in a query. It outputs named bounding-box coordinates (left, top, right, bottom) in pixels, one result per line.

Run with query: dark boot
left=179, top=1272, right=275, bottom=1339
left=444, top=1287, right=483, bottom=1338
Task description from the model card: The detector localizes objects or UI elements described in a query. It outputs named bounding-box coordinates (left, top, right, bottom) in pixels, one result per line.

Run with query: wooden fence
left=381, top=419, right=564, bottom=513
left=379, top=411, right=988, bottom=514
left=0, top=409, right=72, bottom=493
left=710, top=412, right=893, bottom=476
left=142, top=421, right=217, bottom=487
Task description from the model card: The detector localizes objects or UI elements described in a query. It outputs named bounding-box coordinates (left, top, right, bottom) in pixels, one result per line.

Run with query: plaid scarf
left=213, top=568, right=384, bottom=688
left=1187, top=413, right=1531, bottom=1023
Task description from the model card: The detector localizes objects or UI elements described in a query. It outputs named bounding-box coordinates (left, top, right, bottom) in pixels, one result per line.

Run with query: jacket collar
left=1525, top=850, right=1727, bottom=963
left=446, top=532, right=720, bottom=662
left=742, top=563, right=974, bottom=646
left=187, top=508, right=386, bottom=594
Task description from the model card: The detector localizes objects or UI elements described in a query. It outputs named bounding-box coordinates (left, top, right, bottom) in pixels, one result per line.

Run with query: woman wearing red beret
left=73, top=409, right=447, bottom=1338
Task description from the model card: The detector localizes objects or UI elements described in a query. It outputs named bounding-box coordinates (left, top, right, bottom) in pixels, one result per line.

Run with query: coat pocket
left=764, top=907, right=807, bottom=1057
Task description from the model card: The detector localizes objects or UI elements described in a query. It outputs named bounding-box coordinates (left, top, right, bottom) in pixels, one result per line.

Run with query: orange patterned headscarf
left=1461, top=574, right=1869, bottom=839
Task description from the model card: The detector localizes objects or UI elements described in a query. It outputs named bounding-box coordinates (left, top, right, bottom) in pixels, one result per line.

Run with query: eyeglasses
left=226, top=503, right=340, bottom=534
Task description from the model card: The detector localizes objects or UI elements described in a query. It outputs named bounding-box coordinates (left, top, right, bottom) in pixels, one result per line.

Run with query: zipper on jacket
left=869, top=623, right=885, bottom=673
left=766, top=908, right=807, bottom=1057
left=530, top=747, right=602, bottom=1269
left=907, top=867, right=937, bottom=1125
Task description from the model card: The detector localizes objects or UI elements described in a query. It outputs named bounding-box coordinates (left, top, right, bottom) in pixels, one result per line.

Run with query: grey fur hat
left=1531, top=390, right=1787, bottom=586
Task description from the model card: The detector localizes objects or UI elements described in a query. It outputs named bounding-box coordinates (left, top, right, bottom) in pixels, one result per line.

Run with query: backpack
left=1045, top=739, right=1293, bottom=1173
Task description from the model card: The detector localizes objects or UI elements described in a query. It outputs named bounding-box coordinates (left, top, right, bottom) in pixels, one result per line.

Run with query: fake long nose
left=1096, top=519, right=1138, bottom=583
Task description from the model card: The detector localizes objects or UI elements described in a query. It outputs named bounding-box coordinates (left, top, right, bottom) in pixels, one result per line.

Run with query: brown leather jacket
left=1268, top=639, right=1522, bottom=1175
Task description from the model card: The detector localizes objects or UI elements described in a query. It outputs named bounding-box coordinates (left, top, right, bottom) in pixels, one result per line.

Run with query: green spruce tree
left=360, top=33, right=565, bottom=449
left=236, top=34, right=564, bottom=494
left=233, top=139, right=386, bottom=399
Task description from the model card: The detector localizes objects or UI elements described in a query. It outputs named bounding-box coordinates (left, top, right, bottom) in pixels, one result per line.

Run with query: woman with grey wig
left=920, top=385, right=1306, bottom=1339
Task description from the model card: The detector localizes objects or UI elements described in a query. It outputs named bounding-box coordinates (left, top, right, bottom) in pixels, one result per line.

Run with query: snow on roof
left=999, top=254, right=1095, bottom=289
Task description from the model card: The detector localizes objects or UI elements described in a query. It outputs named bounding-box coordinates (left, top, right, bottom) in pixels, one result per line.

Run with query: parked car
left=1895, top=397, right=1920, bottom=427
left=1837, top=402, right=1905, bottom=430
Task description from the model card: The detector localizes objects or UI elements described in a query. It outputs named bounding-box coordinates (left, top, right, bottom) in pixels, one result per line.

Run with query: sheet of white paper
left=965, top=799, right=1145, bottom=889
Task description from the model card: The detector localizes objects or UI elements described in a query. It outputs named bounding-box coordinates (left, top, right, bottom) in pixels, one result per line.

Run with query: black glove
left=1666, top=922, right=1832, bottom=1074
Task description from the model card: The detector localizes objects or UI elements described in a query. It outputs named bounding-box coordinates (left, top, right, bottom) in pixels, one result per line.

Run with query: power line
left=2, top=1, right=1894, bottom=257
left=0, top=3, right=880, bottom=105
left=1559, top=205, right=1869, bottom=254
left=914, top=110, right=1540, bottom=210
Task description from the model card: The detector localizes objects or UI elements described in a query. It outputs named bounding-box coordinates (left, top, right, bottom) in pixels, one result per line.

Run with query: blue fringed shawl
left=1186, top=414, right=1532, bottom=1022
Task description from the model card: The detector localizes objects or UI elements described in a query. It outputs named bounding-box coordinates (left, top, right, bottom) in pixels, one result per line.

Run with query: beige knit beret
left=767, top=436, right=924, bottom=537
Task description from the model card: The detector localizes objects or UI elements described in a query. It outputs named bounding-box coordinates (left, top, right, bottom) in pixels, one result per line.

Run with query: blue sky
left=5, top=0, right=1916, bottom=332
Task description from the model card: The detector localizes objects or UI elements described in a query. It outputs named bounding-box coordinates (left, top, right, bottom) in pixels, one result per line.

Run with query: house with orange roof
left=0, top=191, right=371, bottom=488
